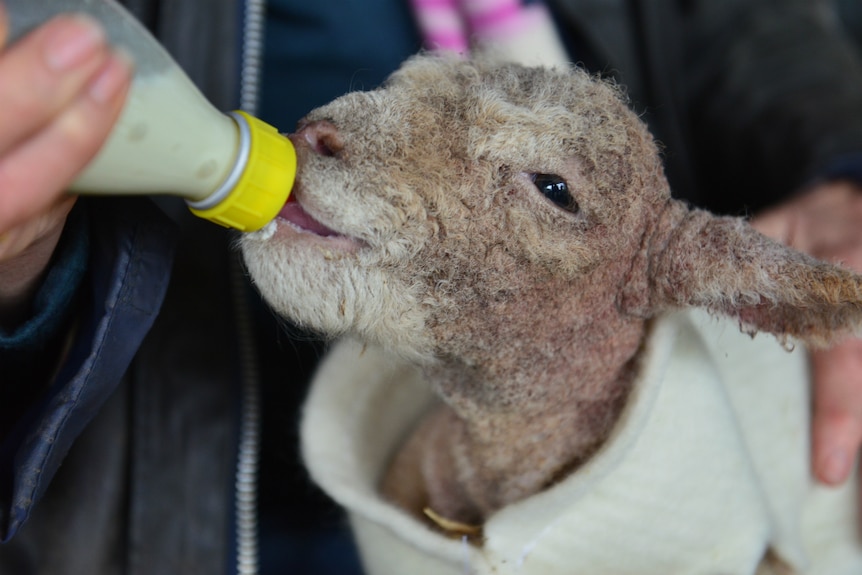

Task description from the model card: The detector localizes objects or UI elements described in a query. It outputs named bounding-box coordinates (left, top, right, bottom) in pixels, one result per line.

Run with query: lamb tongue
left=278, top=195, right=339, bottom=237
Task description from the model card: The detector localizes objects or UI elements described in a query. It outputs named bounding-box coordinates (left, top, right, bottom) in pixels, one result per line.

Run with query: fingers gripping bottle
left=6, top=0, right=295, bottom=232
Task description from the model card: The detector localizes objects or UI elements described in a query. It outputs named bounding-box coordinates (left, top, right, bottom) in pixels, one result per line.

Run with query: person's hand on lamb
left=754, top=180, right=862, bottom=486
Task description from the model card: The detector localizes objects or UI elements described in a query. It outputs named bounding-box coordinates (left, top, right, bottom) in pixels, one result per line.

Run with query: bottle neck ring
left=186, top=111, right=251, bottom=211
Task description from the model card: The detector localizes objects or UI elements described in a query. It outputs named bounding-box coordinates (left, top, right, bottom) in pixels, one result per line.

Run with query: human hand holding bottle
left=0, top=3, right=131, bottom=325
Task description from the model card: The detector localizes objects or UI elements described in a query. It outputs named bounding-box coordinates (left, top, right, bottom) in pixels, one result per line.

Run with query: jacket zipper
left=240, top=0, right=266, bottom=114
left=234, top=0, right=267, bottom=574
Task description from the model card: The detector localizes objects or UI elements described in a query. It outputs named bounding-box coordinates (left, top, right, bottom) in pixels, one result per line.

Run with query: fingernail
left=44, top=16, right=106, bottom=71
left=821, top=450, right=849, bottom=484
left=88, top=50, right=133, bottom=104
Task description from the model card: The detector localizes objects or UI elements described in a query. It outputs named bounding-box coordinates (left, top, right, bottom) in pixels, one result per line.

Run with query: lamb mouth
left=276, top=194, right=363, bottom=247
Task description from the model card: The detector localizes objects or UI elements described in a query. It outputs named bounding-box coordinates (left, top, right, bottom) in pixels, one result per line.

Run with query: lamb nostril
left=300, top=120, right=344, bottom=157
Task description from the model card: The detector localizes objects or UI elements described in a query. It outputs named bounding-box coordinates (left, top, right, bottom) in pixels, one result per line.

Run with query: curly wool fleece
left=242, top=54, right=862, bottom=526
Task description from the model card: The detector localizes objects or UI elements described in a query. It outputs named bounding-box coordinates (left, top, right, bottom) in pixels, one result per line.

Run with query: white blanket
left=300, top=310, right=862, bottom=574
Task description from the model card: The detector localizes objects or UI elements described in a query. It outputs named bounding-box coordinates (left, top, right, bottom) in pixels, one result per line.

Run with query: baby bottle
left=5, top=0, right=295, bottom=232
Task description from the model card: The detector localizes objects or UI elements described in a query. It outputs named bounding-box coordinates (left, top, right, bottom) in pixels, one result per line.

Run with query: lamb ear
left=620, top=200, right=862, bottom=347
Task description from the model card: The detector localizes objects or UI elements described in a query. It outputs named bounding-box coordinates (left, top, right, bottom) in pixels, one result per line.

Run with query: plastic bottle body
left=70, top=65, right=238, bottom=201
left=5, top=0, right=295, bottom=231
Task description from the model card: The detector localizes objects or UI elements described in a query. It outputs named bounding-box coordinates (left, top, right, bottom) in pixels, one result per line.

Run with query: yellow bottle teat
left=187, top=111, right=296, bottom=232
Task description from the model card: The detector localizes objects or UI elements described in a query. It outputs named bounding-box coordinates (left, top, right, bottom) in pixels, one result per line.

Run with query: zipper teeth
left=240, top=0, right=266, bottom=114
left=235, top=0, right=267, bottom=574
left=233, top=253, right=262, bottom=575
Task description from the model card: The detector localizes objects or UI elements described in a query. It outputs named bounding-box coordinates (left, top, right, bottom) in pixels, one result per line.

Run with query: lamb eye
left=531, top=173, right=578, bottom=213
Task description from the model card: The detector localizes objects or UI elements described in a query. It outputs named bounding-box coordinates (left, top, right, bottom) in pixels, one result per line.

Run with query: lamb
left=241, top=53, right=862, bottom=575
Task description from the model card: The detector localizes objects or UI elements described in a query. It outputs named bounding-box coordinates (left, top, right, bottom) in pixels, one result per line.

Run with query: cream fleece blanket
left=300, top=310, right=862, bottom=574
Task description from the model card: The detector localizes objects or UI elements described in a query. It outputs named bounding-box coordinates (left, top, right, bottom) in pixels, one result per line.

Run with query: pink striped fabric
left=410, top=0, right=550, bottom=55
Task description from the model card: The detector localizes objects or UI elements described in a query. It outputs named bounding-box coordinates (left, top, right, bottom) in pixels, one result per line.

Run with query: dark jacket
left=0, top=0, right=255, bottom=571
left=1, top=1, right=862, bottom=574
left=0, top=1, right=362, bottom=572
left=549, top=0, right=862, bottom=215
